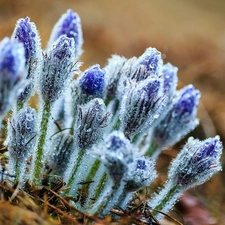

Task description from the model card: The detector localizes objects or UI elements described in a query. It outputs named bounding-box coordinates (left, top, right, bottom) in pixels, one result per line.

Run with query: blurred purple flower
left=0, top=38, right=27, bottom=121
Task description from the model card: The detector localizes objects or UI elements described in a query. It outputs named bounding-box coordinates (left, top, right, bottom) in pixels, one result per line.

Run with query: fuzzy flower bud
left=120, top=77, right=165, bottom=139
left=124, top=156, right=157, bottom=192
left=100, top=131, right=135, bottom=184
left=169, top=136, right=223, bottom=190
left=103, top=48, right=163, bottom=102
left=136, top=47, right=163, bottom=76
left=6, top=106, right=37, bottom=182
left=78, top=64, right=105, bottom=100
left=162, top=63, right=178, bottom=97
left=40, top=35, right=79, bottom=103
left=48, top=9, right=83, bottom=59
left=74, top=98, right=111, bottom=150
left=6, top=106, right=37, bottom=160
left=152, top=85, right=200, bottom=150
left=0, top=38, right=27, bottom=121
left=147, top=136, right=222, bottom=220
left=154, top=63, right=178, bottom=124
left=12, top=17, right=42, bottom=103
left=104, top=55, right=127, bottom=100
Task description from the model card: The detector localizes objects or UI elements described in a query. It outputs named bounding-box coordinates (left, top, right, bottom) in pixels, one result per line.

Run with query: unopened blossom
left=48, top=9, right=83, bottom=59
left=0, top=38, right=27, bottom=121
left=12, top=17, right=42, bottom=103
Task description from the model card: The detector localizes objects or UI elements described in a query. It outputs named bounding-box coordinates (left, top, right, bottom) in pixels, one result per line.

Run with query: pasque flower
left=124, top=156, right=156, bottom=192
left=147, top=85, right=200, bottom=157
left=101, top=131, right=135, bottom=183
left=135, top=47, right=163, bottom=76
left=78, top=65, right=106, bottom=102
left=6, top=106, right=37, bottom=182
left=103, top=48, right=163, bottom=101
left=104, top=55, right=127, bottom=100
left=148, top=136, right=223, bottom=220
left=30, top=35, right=80, bottom=186
left=40, top=35, right=78, bottom=103
left=169, top=136, right=222, bottom=189
left=74, top=98, right=110, bottom=150
left=48, top=9, right=83, bottom=59
left=0, top=38, right=27, bottom=122
left=119, top=76, right=165, bottom=139
left=12, top=17, right=41, bottom=104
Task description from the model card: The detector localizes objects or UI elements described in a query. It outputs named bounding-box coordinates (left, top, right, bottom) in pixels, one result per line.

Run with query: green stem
left=31, top=100, right=51, bottom=186
left=112, top=118, right=120, bottom=131
left=151, top=184, right=181, bottom=217
left=145, top=140, right=159, bottom=157
left=64, top=149, right=85, bottom=195
left=97, top=182, right=121, bottom=216
left=17, top=101, right=25, bottom=112
left=81, top=159, right=101, bottom=206
left=116, top=190, right=133, bottom=209
left=88, top=172, right=108, bottom=209
left=86, top=159, right=101, bottom=182
left=14, top=162, right=20, bottom=183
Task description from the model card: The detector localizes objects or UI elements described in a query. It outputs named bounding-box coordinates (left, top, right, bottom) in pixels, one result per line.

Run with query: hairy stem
left=145, top=140, right=159, bottom=158
left=30, top=100, right=51, bottom=186
left=148, top=182, right=182, bottom=220
left=64, top=149, right=85, bottom=195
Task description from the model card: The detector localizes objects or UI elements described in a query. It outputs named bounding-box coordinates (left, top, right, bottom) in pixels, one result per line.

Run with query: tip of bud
left=79, top=64, right=105, bottom=98
left=137, top=47, right=163, bottom=76
left=48, top=9, right=83, bottom=59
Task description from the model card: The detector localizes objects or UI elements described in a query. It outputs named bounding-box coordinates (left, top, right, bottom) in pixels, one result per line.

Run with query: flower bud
left=152, top=85, right=200, bottom=150
left=103, top=48, right=163, bottom=102
left=169, top=136, right=222, bottom=190
left=78, top=64, right=105, bottom=100
left=147, top=136, right=222, bottom=220
left=48, top=9, right=83, bottom=59
left=136, top=47, right=163, bottom=76
left=12, top=17, right=42, bottom=103
left=120, top=77, right=164, bottom=139
left=40, top=35, right=79, bottom=103
left=104, top=55, right=127, bottom=100
left=124, top=156, right=157, bottom=192
left=99, top=131, right=135, bottom=184
left=74, top=98, right=110, bottom=150
left=6, top=106, right=37, bottom=160
left=6, top=106, right=37, bottom=182
left=7, top=106, right=37, bottom=160
left=0, top=38, right=27, bottom=121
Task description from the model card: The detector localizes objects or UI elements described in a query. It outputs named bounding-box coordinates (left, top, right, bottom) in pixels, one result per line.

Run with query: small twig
left=10, top=182, right=20, bottom=201
left=38, top=197, right=81, bottom=224
left=43, top=187, right=103, bottom=223
left=151, top=208, right=183, bottom=225
left=43, top=193, right=48, bottom=216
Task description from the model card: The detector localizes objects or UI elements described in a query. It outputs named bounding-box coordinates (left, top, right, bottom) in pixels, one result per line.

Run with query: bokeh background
left=0, top=0, right=225, bottom=224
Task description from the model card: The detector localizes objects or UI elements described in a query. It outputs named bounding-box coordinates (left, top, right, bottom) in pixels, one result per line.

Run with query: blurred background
left=0, top=0, right=225, bottom=224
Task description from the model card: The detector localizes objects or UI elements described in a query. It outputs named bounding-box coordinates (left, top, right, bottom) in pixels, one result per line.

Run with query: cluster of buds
left=0, top=9, right=223, bottom=220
